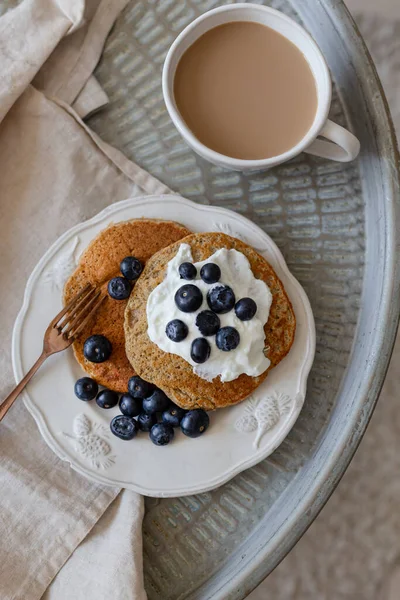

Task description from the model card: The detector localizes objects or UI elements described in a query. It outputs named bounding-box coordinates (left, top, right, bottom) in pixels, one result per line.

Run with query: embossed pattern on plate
left=87, top=2, right=366, bottom=598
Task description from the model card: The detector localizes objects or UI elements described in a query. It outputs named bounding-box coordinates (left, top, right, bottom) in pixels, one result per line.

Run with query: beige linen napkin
left=0, top=1, right=170, bottom=598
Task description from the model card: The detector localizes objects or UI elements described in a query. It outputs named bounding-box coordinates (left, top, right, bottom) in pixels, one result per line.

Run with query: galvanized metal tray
left=88, top=1, right=400, bottom=598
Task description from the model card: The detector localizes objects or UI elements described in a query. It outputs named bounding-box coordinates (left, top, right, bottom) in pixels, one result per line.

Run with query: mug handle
left=304, top=119, right=360, bottom=162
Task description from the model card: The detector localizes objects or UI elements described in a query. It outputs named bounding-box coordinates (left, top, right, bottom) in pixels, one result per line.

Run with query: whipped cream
left=146, top=244, right=272, bottom=382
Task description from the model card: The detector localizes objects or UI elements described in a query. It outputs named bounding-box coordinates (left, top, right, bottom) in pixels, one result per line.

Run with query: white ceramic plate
left=12, top=195, right=315, bottom=497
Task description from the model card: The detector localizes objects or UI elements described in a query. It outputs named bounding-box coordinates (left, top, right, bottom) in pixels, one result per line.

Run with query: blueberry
left=142, top=388, right=170, bottom=414
left=162, top=405, right=186, bottom=428
left=166, top=319, right=188, bottom=342
left=200, top=263, right=221, bottom=284
left=108, top=276, right=132, bottom=300
left=119, top=393, right=142, bottom=417
left=96, top=389, right=119, bottom=409
left=175, top=284, right=203, bottom=313
left=181, top=409, right=210, bottom=438
left=179, top=262, right=197, bottom=280
left=207, top=285, right=235, bottom=314
left=190, top=338, right=211, bottom=363
left=120, top=256, right=143, bottom=281
left=74, top=377, right=98, bottom=401
left=150, top=423, right=175, bottom=446
left=235, top=297, right=257, bottom=321
left=128, top=376, right=153, bottom=399
left=216, top=326, right=240, bottom=351
left=137, top=412, right=157, bottom=432
left=83, top=335, right=112, bottom=363
left=110, top=415, right=138, bottom=440
left=195, top=310, right=220, bottom=336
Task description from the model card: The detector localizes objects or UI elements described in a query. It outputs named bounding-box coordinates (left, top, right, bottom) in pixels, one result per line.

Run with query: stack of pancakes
left=64, top=220, right=295, bottom=409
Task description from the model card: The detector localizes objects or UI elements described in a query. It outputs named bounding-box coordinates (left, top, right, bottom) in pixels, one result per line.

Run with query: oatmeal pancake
left=125, top=232, right=296, bottom=409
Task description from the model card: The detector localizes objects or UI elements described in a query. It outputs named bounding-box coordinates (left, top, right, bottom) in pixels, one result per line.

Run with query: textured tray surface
left=86, top=1, right=398, bottom=599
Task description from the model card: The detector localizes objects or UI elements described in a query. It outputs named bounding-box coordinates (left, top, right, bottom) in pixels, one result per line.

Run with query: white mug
left=162, top=3, right=361, bottom=172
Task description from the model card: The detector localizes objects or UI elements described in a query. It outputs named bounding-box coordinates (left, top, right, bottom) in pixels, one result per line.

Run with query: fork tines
left=52, top=284, right=105, bottom=342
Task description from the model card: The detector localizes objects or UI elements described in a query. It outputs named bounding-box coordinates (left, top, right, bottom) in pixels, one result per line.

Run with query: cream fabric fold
left=72, top=75, right=109, bottom=118
left=0, top=0, right=84, bottom=123
left=33, top=0, right=129, bottom=104
left=43, top=492, right=147, bottom=600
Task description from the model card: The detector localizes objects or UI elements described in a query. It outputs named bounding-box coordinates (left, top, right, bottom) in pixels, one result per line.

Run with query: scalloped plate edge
left=11, top=194, right=316, bottom=497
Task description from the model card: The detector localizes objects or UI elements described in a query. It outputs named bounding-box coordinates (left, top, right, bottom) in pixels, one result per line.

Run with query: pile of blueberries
left=75, top=253, right=209, bottom=445
left=74, top=375, right=209, bottom=445
left=167, top=261, right=258, bottom=363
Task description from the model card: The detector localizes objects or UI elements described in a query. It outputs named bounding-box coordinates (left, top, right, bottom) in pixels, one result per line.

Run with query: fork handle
left=0, top=352, right=48, bottom=421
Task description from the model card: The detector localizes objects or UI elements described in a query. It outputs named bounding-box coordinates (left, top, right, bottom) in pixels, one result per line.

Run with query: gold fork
left=0, top=284, right=105, bottom=421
